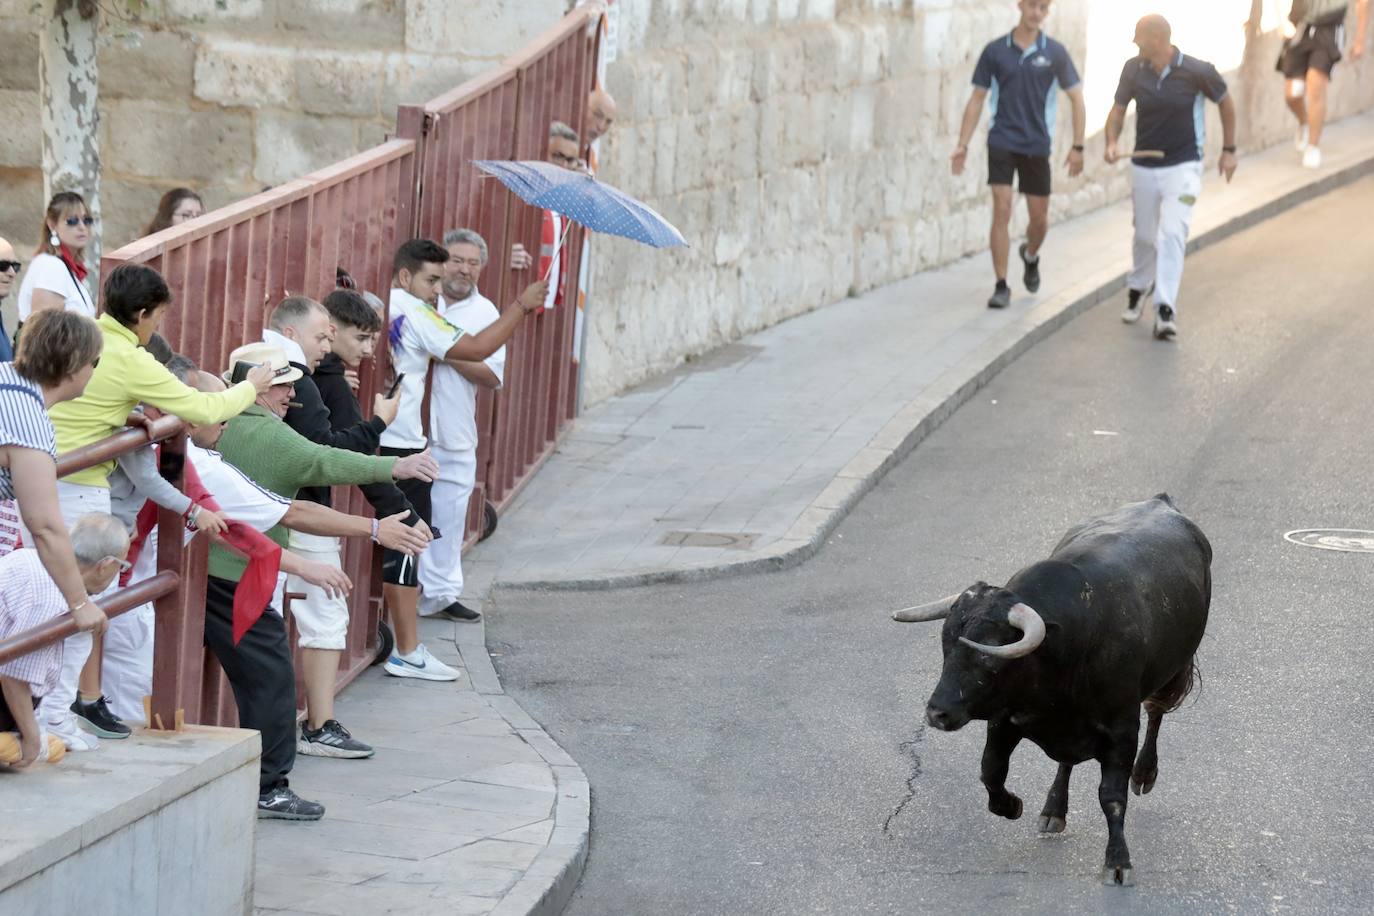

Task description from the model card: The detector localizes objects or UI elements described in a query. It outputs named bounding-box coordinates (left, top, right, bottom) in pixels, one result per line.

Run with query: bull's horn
left=891, top=593, right=961, bottom=623
left=958, top=603, right=1046, bottom=658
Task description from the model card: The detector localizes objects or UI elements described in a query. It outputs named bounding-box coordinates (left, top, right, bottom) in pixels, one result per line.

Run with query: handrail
left=0, top=571, right=181, bottom=665
left=55, top=415, right=188, bottom=479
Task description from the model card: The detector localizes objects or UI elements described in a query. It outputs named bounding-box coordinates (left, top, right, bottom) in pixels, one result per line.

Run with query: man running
left=1105, top=15, right=1238, bottom=341
left=1280, top=0, right=1369, bottom=169
left=952, top=0, right=1086, bottom=310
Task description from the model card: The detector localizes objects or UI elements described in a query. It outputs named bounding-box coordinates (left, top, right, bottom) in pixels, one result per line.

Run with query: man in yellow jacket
left=43, top=264, right=275, bottom=749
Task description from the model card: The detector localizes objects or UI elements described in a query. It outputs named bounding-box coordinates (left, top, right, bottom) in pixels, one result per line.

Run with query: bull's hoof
left=988, top=793, right=1023, bottom=820
left=1101, top=865, right=1135, bottom=887
left=1130, top=769, right=1157, bottom=796
left=1037, top=815, right=1066, bottom=834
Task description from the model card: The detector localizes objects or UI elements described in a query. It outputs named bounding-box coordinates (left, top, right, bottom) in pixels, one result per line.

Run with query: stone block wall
left=582, top=0, right=1374, bottom=403
left=0, top=0, right=562, bottom=256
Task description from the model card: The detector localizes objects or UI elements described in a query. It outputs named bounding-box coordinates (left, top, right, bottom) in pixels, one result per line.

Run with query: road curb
left=495, top=149, right=1374, bottom=594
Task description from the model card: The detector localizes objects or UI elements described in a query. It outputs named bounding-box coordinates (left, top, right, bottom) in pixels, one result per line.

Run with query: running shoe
left=1153, top=304, right=1178, bottom=340
left=383, top=643, right=461, bottom=682
left=298, top=719, right=375, bottom=759
left=1019, top=243, right=1041, bottom=293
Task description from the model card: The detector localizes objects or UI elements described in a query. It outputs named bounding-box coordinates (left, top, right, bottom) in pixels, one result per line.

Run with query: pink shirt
left=0, top=548, right=68, bottom=696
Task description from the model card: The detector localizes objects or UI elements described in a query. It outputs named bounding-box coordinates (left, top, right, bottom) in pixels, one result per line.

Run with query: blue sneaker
left=382, top=643, right=461, bottom=681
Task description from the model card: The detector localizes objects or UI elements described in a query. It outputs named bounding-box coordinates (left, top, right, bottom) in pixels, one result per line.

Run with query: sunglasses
left=64, top=216, right=95, bottom=227
left=0, top=260, right=20, bottom=273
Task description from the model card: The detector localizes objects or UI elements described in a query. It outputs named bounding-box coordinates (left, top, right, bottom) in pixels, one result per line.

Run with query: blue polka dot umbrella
left=474, top=159, right=688, bottom=251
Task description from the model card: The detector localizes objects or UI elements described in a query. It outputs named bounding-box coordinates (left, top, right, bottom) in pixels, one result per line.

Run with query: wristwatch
left=1222, top=145, right=1237, bottom=153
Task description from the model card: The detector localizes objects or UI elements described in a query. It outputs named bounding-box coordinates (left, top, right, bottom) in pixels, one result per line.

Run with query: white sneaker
left=1303, top=146, right=1322, bottom=169
left=47, top=712, right=99, bottom=751
left=1295, top=124, right=1309, bottom=152
left=383, top=643, right=461, bottom=682
left=1153, top=304, right=1178, bottom=341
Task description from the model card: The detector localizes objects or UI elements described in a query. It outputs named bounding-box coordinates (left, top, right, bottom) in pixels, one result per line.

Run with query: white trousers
left=36, top=482, right=111, bottom=730
left=281, top=531, right=349, bottom=650
left=417, top=446, right=477, bottom=614
left=102, top=528, right=158, bottom=724
left=1128, top=161, right=1203, bottom=312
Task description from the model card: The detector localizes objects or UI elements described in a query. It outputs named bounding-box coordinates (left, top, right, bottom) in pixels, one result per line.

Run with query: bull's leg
left=1038, top=763, right=1073, bottom=834
left=1098, top=716, right=1140, bottom=886
left=1131, top=704, right=1165, bottom=796
left=981, top=718, right=1024, bottom=820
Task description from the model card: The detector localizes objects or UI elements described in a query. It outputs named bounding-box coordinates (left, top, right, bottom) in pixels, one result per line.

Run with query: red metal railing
left=82, top=7, right=601, bottom=728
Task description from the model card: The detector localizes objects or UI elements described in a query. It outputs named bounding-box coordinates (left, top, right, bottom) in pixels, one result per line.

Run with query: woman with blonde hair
left=15, top=192, right=96, bottom=324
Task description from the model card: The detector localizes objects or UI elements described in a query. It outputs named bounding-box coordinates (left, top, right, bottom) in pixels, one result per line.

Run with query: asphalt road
left=488, top=177, right=1374, bottom=915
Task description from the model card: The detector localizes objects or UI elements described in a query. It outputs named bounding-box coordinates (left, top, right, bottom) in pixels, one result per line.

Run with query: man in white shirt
left=417, top=230, right=505, bottom=622
left=379, top=239, right=545, bottom=681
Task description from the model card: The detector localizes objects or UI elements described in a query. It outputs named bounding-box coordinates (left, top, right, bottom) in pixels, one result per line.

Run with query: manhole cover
left=660, top=530, right=759, bottom=550
left=1284, top=529, right=1374, bottom=553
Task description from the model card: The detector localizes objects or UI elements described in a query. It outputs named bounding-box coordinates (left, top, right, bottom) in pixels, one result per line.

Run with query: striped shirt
left=0, top=547, right=67, bottom=695
left=0, top=362, right=57, bottom=501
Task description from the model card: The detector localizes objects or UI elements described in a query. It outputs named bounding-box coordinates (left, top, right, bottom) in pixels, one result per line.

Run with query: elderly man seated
left=0, top=513, right=129, bottom=768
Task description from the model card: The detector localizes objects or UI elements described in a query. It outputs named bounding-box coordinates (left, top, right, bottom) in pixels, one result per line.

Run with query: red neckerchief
left=58, top=243, right=87, bottom=282
left=124, top=447, right=282, bottom=645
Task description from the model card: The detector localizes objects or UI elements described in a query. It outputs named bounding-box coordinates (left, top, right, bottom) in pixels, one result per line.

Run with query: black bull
left=892, top=494, right=1212, bottom=885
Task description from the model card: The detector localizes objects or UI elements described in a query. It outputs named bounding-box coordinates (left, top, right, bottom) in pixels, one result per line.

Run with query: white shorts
left=281, top=530, right=349, bottom=650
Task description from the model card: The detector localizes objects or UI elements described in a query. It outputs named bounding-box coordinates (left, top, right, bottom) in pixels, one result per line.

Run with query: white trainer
left=1153, top=304, right=1178, bottom=341
left=1303, top=146, right=1322, bottom=169
left=383, top=643, right=462, bottom=682
left=1295, top=124, right=1309, bottom=152
left=47, top=711, right=99, bottom=751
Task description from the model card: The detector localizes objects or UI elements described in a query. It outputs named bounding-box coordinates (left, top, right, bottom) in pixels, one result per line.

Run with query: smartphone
left=386, top=373, right=406, bottom=398
left=230, top=360, right=258, bottom=385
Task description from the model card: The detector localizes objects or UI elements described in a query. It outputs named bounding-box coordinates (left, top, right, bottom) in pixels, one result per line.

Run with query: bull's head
left=891, top=583, right=1046, bottom=731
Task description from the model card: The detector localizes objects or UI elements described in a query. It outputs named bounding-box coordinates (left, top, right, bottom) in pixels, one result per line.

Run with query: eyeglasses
left=104, top=556, right=133, bottom=573
left=171, top=210, right=202, bottom=220
left=0, top=260, right=20, bottom=273
left=90, top=357, right=100, bottom=369
left=64, top=216, right=95, bottom=227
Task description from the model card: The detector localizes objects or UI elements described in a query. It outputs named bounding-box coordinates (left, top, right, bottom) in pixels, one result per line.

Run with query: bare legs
left=990, top=187, right=1050, bottom=279
left=385, top=583, right=419, bottom=657
left=301, top=648, right=338, bottom=729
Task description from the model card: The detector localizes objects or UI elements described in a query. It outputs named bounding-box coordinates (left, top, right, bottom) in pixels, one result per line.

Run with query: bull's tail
left=1146, top=656, right=1201, bottom=715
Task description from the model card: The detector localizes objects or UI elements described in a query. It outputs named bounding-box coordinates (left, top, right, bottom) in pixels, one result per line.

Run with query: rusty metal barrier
left=88, top=6, right=602, bottom=729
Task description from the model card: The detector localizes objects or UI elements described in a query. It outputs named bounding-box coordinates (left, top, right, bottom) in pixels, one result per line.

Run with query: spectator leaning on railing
left=43, top=264, right=275, bottom=750
left=206, top=342, right=434, bottom=820
left=0, top=513, right=129, bottom=770
left=0, top=311, right=107, bottom=635
left=380, top=239, right=545, bottom=682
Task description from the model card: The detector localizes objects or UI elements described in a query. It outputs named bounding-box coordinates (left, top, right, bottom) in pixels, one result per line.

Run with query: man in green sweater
left=208, top=342, right=438, bottom=820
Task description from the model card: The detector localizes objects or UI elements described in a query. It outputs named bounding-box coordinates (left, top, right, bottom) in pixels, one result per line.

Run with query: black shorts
left=1280, top=23, right=1344, bottom=78
left=380, top=446, right=432, bottom=587
left=987, top=146, right=1051, bottom=197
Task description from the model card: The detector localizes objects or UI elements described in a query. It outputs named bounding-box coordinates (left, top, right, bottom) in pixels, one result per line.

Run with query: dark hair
left=144, top=332, right=174, bottom=365
left=164, top=354, right=198, bottom=385
left=143, top=188, right=204, bottom=237
left=322, top=288, right=382, bottom=333
left=13, top=310, right=102, bottom=387
left=392, top=238, right=448, bottom=278
left=36, top=191, right=87, bottom=257
left=102, top=264, right=172, bottom=328
left=269, top=295, right=324, bottom=332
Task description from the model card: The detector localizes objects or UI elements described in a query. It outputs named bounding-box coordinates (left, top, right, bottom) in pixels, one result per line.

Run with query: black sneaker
left=257, top=782, right=326, bottom=821
left=1153, top=304, right=1177, bottom=340
left=299, top=719, right=375, bottom=759
left=71, top=695, right=131, bottom=739
left=1019, top=243, right=1041, bottom=293
left=987, top=282, right=1011, bottom=309
left=432, top=600, right=482, bottom=621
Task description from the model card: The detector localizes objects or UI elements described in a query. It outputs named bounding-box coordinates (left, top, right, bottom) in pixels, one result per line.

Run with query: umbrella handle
left=542, top=218, right=576, bottom=283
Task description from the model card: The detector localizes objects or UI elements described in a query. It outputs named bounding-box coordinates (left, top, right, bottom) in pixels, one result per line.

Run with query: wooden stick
left=1130, top=150, right=1167, bottom=159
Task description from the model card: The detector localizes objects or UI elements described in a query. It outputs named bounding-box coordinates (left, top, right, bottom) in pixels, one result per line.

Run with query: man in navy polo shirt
left=952, top=0, right=1085, bottom=310
left=1105, top=15, right=1238, bottom=342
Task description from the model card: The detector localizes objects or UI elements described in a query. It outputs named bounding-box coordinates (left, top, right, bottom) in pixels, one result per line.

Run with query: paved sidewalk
left=253, top=615, right=586, bottom=916
left=464, top=111, right=1374, bottom=593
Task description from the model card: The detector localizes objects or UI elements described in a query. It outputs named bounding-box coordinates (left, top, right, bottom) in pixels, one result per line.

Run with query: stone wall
left=0, top=0, right=562, bottom=255
left=582, top=0, right=1374, bottom=403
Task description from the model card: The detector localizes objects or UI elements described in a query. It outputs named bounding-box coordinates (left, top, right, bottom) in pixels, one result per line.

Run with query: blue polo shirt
left=1113, top=49, right=1228, bottom=169
left=972, top=31, right=1080, bottom=158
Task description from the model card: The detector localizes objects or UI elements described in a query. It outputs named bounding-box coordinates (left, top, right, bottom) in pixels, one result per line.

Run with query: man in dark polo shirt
left=952, top=0, right=1086, bottom=310
left=1105, top=14, right=1238, bottom=342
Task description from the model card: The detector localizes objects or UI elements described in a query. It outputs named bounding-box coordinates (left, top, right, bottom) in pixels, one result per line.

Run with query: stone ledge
left=0, top=725, right=260, bottom=893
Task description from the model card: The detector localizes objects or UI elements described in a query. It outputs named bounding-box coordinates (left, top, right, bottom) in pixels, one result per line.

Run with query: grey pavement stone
left=465, top=111, right=1374, bottom=595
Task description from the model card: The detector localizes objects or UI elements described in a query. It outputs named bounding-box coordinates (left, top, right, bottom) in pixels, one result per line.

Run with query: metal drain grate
left=660, top=530, right=759, bottom=550
left=1284, top=529, right=1374, bottom=553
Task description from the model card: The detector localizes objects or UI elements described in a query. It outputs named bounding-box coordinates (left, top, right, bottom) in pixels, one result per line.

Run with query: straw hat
left=221, top=342, right=304, bottom=386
